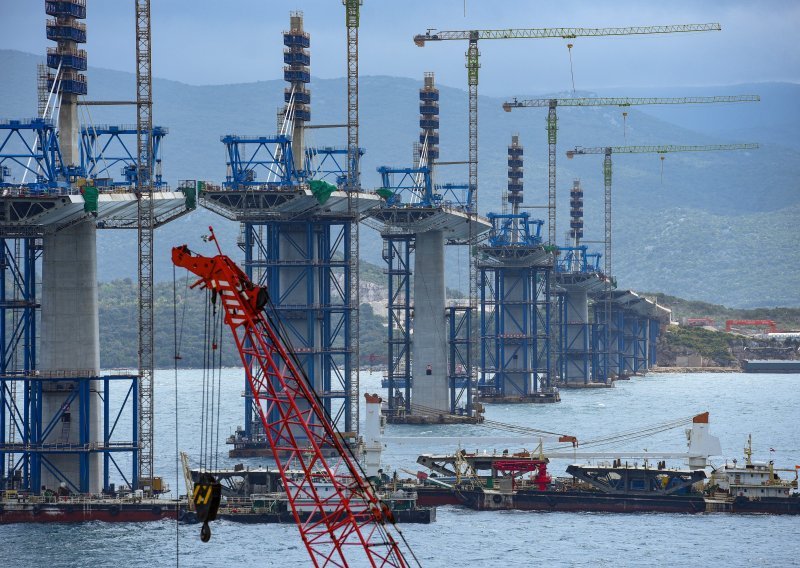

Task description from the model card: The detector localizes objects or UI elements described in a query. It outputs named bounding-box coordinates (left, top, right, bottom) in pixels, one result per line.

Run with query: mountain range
left=1, top=49, right=798, bottom=308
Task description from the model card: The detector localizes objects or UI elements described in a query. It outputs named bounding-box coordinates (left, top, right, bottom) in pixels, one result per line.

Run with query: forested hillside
left=2, top=50, right=799, bottom=307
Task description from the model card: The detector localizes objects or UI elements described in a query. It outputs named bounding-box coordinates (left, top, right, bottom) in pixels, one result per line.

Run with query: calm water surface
left=3, top=371, right=799, bottom=567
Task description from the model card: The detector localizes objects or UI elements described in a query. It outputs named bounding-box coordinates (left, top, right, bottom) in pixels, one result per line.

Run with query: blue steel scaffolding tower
left=369, top=73, right=486, bottom=421
left=1, top=1, right=192, bottom=494
left=201, top=13, right=375, bottom=446
left=0, top=121, right=169, bottom=495
left=477, top=136, right=558, bottom=402
left=555, top=179, right=609, bottom=387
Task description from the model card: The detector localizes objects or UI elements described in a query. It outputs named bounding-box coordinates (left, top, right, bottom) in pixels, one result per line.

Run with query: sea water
left=2, top=371, right=799, bottom=567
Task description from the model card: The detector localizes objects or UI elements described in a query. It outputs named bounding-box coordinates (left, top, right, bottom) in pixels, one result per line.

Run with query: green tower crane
left=565, top=143, right=760, bottom=278
left=503, top=95, right=760, bottom=247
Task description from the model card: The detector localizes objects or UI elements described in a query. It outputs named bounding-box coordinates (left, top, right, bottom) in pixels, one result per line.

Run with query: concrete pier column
left=497, top=268, right=531, bottom=395
left=607, top=307, right=622, bottom=378
left=412, top=230, right=448, bottom=411
left=58, top=93, right=79, bottom=167
left=563, top=287, right=589, bottom=384
left=641, top=317, right=650, bottom=371
left=278, top=223, right=322, bottom=389
left=40, top=220, right=101, bottom=493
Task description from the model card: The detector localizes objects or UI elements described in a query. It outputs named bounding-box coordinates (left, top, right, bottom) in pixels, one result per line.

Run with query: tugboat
left=706, top=435, right=800, bottom=514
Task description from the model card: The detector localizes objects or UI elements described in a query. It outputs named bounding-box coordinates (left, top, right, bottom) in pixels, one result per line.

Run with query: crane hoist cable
left=567, top=43, right=576, bottom=93
left=173, top=228, right=419, bottom=567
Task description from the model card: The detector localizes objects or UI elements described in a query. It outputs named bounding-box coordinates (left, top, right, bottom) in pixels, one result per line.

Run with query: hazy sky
left=2, top=0, right=798, bottom=95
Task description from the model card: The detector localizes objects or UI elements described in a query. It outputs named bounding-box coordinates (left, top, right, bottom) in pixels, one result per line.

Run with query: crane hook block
left=193, top=472, right=221, bottom=543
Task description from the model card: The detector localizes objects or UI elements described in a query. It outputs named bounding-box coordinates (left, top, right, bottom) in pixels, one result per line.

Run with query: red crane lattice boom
left=173, top=228, right=411, bottom=568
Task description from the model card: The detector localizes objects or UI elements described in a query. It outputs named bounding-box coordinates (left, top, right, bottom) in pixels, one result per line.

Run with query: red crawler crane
left=173, top=228, right=413, bottom=568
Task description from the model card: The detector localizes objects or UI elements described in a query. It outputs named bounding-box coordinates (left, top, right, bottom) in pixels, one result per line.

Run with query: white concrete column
left=412, top=230, right=448, bottom=411
left=40, top=220, right=101, bottom=493
left=58, top=93, right=79, bottom=168
left=564, top=287, right=589, bottom=384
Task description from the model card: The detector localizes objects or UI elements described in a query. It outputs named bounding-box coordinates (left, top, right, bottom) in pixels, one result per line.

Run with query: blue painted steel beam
left=384, top=235, right=412, bottom=414
left=80, top=125, right=167, bottom=186
left=448, top=306, right=472, bottom=414
left=0, top=119, right=72, bottom=191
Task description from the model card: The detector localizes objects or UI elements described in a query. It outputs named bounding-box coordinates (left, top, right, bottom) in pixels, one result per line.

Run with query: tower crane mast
left=135, top=0, right=155, bottom=493
left=173, top=230, right=413, bottom=567
left=503, top=95, right=759, bottom=256
left=565, top=143, right=759, bottom=278
left=414, top=23, right=721, bottom=246
left=344, top=0, right=362, bottom=435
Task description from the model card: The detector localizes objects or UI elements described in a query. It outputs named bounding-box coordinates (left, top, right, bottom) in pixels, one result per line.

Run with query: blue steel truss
left=558, top=289, right=589, bottom=384
left=0, top=239, right=138, bottom=493
left=377, top=166, right=435, bottom=207
left=222, top=134, right=298, bottom=188
left=306, top=146, right=365, bottom=186
left=485, top=212, right=543, bottom=247
left=479, top=264, right=552, bottom=396
left=554, top=246, right=601, bottom=274
left=0, top=118, right=73, bottom=192
left=222, top=135, right=363, bottom=189
left=478, top=212, right=552, bottom=396
left=590, top=315, right=609, bottom=383
left=240, top=219, right=355, bottom=435
left=648, top=318, right=660, bottom=367
left=80, top=125, right=167, bottom=187
left=377, top=167, right=472, bottom=212
left=622, top=313, right=649, bottom=375
left=383, top=235, right=413, bottom=417
left=448, top=306, right=473, bottom=414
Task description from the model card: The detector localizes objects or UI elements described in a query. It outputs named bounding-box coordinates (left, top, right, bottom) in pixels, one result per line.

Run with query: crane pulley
left=173, top=228, right=414, bottom=567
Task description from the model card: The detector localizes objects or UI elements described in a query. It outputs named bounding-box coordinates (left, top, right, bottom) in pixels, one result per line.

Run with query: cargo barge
left=0, top=494, right=178, bottom=524
left=180, top=491, right=435, bottom=525
left=408, top=416, right=799, bottom=515
left=455, top=463, right=708, bottom=513
left=742, top=359, right=800, bottom=373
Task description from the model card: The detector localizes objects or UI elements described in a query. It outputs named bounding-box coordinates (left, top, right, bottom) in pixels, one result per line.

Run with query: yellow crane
left=502, top=95, right=760, bottom=247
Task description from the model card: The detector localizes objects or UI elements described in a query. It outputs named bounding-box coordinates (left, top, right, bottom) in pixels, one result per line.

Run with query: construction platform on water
left=1, top=5, right=775, bottom=550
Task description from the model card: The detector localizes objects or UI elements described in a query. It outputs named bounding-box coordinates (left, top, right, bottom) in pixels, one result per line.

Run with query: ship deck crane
left=502, top=95, right=760, bottom=255
left=566, top=143, right=759, bottom=278
left=173, top=229, right=414, bottom=567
